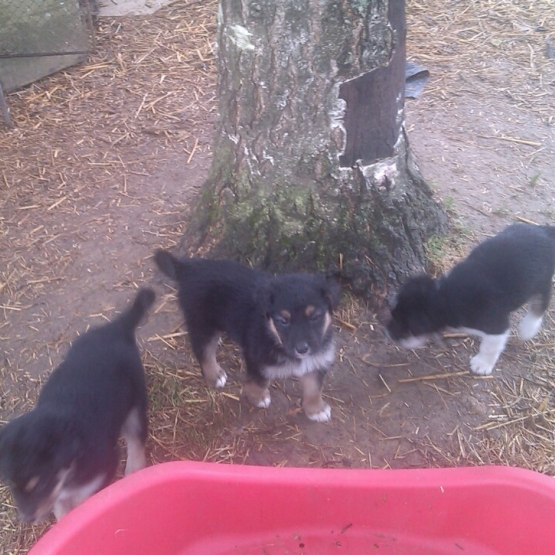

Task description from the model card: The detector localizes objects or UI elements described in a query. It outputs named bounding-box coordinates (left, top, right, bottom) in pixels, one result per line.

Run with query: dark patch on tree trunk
left=339, top=0, right=405, bottom=167
left=185, top=0, right=447, bottom=302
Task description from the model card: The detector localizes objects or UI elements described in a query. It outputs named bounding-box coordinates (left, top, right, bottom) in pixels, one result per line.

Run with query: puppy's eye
left=305, top=306, right=323, bottom=322
left=309, top=311, right=323, bottom=322
left=274, top=315, right=290, bottom=327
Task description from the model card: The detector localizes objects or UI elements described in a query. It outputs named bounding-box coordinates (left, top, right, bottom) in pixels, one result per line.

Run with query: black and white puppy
left=385, top=224, right=555, bottom=375
left=154, top=250, right=340, bottom=422
left=0, top=288, right=155, bottom=523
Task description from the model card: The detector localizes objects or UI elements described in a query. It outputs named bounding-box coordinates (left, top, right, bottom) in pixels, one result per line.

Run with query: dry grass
left=1, top=0, right=555, bottom=553
left=406, top=0, right=555, bottom=477
left=474, top=310, right=555, bottom=475
left=407, top=0, right=555, bottom=123
left=0, top=1, right=218, bottom=552
left=0, top=0, right=216, bottom=313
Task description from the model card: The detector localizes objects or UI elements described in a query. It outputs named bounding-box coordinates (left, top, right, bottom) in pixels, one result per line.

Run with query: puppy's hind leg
left=121, top=407, right=147, bottom=476
left=518, top=293, right=550, bottom=341
left=190, top=332, right=227, bottom=388
left=300, top=370, right=331, bottom=422
left=470, top=330, right=510, bottom=375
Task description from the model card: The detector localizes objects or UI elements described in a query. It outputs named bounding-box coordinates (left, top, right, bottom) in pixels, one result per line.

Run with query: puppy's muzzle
left=294, top=342, right=310, bottom=357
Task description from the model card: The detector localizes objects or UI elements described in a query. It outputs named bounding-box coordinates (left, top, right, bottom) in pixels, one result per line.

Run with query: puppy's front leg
left=53, top=499, right=72, bottom=522
left=300, top=370, right=331, bottom=422
left=53, top=473, right=107, bottom=521
left=243, top=376, right=271, bottom=409
left=470, top=330, right=510, bottom=375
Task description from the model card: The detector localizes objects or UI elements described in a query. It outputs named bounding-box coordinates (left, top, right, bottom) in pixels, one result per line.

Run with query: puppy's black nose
left=295, top=343, right=310, bottom=355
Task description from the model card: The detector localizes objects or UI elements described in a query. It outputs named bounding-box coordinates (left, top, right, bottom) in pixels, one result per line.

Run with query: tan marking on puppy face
left=24, top=476, right=39, bottom=493
left=280, top=310, right=291, bottom=321
left=322, top=311, right=332, bottom=335
left=268, top=317, right=283, bottom=345
left=305, top=305, right=315, bottom=317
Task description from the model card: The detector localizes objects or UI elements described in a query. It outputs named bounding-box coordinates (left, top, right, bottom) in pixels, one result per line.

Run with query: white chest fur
left=262, top=342, right=335, bottom=380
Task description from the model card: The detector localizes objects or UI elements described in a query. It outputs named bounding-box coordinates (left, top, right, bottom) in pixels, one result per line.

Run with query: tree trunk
left=186, top=0, right=447, bottom=298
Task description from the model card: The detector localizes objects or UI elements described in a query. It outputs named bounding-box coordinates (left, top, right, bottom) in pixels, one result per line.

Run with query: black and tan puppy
left=154, top=250, right=340, bottom=422
left=385, top=224, right=555, bottom=375
left=0, top=288, right=155, bottom=523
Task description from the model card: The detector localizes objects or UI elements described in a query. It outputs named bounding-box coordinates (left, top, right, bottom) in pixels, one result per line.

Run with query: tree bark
left=186, top=0, right=447, bottom=298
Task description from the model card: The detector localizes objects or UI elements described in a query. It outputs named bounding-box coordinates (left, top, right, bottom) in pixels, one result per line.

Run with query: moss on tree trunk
left=186, top=0, right=447, bottom=298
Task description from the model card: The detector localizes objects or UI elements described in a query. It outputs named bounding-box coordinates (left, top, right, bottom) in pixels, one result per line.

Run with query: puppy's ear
left=395, top=274, right=438, bottom=306
left=322, top=276, right=340, bottom=313
left=154, top=249, right=181, bottom=280
left=411, top=274, right=437, bottom=292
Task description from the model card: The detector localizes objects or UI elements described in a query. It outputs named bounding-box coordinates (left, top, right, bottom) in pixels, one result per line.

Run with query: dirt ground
left=1, top=0, right=555, bottom=551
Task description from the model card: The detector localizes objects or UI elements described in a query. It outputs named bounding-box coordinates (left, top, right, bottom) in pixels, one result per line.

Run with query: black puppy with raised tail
left=385, top=224, right=555, bottom=375
left=154, top=250, right=340, bottom=422
left=0, top=288, right=155, bottom=523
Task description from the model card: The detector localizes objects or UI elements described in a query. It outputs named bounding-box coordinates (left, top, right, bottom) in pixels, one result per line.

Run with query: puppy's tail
left=154, top=249, right=182, bottom=281
left=117, top=288, right=156, bottom=337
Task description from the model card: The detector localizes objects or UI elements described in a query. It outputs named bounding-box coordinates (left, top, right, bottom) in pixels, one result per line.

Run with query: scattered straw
left=407, top=0, right=555, bottom=124
left=1, top=1, right=555, bottom=553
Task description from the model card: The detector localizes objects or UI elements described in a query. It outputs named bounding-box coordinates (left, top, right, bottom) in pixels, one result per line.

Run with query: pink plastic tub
left=30, top=461, right=555, bottom=554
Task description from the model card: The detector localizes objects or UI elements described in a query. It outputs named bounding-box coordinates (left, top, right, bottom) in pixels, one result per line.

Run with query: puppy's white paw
left=244, top=383, right=271, bottom=409
left=306, top=403, right=331, bottom=422
left=214, top=372, right=227, bottom=388
left=470, top=354, right=494, bottom=376
left=518, top=313, right=543, bottom=342
left=256, top=394, right=271, bottom=409
left=203, top=360, right=227, bottom=389
left=398, top=336, right=429, bottom=349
